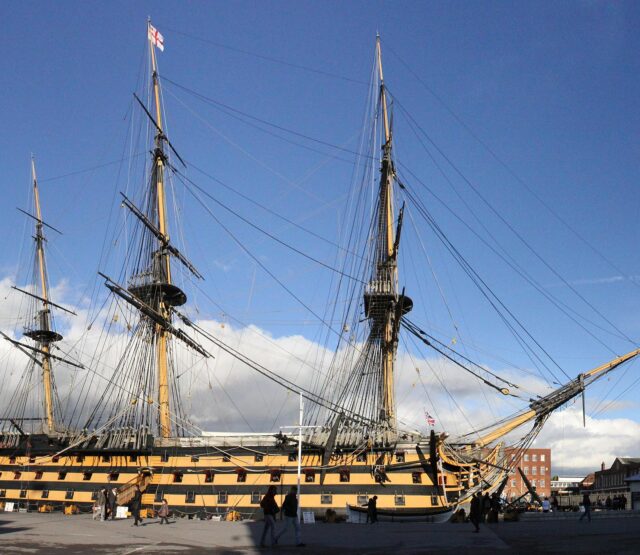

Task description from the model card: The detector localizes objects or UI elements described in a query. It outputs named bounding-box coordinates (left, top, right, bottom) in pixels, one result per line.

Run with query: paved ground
left=1, top=511, right=640, bottom=554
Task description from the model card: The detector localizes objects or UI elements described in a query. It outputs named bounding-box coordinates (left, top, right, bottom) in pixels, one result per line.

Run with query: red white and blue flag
left=148, top=23, right=164, bottom=51
left=425, top=410, right=435, bottom=427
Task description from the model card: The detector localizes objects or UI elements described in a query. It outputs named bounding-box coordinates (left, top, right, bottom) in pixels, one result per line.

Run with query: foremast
left=365, top=37, right=412, bottom=429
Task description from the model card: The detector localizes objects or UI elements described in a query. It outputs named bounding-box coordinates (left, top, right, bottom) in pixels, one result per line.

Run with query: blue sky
left=2, top=2, right=640, bottom=470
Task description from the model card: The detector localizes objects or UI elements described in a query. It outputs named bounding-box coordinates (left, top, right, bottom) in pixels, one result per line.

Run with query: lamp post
left=280, top=392, right=322, bottom=521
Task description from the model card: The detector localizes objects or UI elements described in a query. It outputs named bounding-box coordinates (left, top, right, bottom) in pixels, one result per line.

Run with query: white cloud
left=1, top=275, right=639, bottom=477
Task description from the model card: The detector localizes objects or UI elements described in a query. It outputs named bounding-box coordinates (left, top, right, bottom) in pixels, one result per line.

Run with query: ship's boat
left=0, top=23, right=638, bottom=520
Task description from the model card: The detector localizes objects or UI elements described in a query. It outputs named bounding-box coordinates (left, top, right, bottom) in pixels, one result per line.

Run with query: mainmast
left=26, top=158, right=62, bottom=434
left=148, top=22, right=175, bottom=439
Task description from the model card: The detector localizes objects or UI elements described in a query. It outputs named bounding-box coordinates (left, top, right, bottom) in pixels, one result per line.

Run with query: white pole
left=298, top=392, right=303, bottom=521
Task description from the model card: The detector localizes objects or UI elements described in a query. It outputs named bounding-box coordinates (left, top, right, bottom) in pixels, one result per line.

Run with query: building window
left=532, top=454, right=538, bottom=462
left=218, top=491, right=228, bottom=504
left=251, top=491, right=261, bottom=504
left=185, top=491, right=196, bottom=504
left=19, top=490, right=27, bottom=498
left=395, top=452, right=405, bottom=463
left=511, top=480, right=516, bottom=487
left=35, top=471, right=43, bottom=480
left=339, top=469, right=350, bottom=483
left=83, top=471, right=92, bottom=481
left=65, top=489, right=74, bottom=500
left=58, top=471, right=67, bottom=480
left=357, top=494, right=368, bottom=505
left=270, top=470, right=281, bottom=482
left=540, top=480, right=545, bottom=488
left=395, top=495, right=406, bottom=506
left=42, top=490, right=49, bottom=499
left=540, top=466, right=545, bottom=475
left=524, top=454, right=529, bottom=462
left=254, top=454, right=264, bottom=462
left=173, top=472, right=183, bottom=483
left=288, top=453, right=297, bottom=462
left=356, top=453, right=366, bottom=462
left=321, top=494, right=332, bottom=505
left=204, top=470, right=214, bottom=483
left=532, top=480, right=537, bottom=488
left=237, top=470, right=247, bottom=483
left=304, top=471, right=315, bottom=483
left=524, top=467, right=529, bottom=474
left=540, top=454, right=545, bottom=462
left=532, top=467, right=537, bottom=475
left=412, top=472, right=422, bottom=484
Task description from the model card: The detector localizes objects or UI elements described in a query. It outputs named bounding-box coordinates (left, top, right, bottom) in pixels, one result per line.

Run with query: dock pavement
left=1, top=511, right=640, bottom=554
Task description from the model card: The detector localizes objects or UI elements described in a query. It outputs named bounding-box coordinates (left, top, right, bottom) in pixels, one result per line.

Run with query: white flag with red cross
left=148, top=23, right=164, bottom=51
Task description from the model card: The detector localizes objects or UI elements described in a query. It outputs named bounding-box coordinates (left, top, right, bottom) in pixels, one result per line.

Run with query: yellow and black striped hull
left=0, top=433, right=489, bottom=518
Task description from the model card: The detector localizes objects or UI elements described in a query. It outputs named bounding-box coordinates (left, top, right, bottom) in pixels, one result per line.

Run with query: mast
left=149, top=21, right=173, bottom=439
left=27, top=157, right=61, bottom=433
left=364, top=36, right=412, bottom=428
left=378, top=36, right=396, bottom=425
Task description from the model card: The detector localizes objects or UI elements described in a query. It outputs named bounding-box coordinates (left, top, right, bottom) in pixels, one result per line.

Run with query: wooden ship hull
left=0, top=434, right=503, bottom=517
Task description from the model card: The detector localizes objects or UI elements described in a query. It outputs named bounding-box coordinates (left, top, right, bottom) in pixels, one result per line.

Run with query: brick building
left=503, top=447, right=551, bottom=500
left=593, top=458, right=640, bottom=494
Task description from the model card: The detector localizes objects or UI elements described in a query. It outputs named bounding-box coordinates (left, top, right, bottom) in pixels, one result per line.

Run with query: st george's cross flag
left=148, top=24, right=164, bottom=51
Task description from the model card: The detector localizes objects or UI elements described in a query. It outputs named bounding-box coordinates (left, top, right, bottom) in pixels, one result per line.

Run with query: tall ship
left=0, top=23, right=637, bottom=520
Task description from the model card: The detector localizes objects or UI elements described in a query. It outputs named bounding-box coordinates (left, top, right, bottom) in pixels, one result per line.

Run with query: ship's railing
left=116, top=471, right=152, bottom=506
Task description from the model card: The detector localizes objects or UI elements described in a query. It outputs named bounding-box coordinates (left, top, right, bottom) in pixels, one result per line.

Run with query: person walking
left=275, top=486, right=305, bottom=547
left=108, top=487, right=118, bottom=520
left=97, top=487, right=108, bottom=522
left=259, top=485, right=279, bottom=547
left=131, top=485, right=143, bottom=526
left=366, top=495, right=378, bottom=524
left=92, top=491, right=101, bottom=521
left=158, top=498, right=170, bottom=525
left=481, top=492, right=491, bottom=522
left=579, top=492, right=592, bottom=522
left=469, top=492, right=482, bottom=532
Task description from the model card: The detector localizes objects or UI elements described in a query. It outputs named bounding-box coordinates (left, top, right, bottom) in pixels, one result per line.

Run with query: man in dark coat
left=579, top=491, right=592, bottom=522
left=276, top=486, right=305, bottom=546
left=259, top=485, right=280, bottom=547
left=469, top=492, right=482, bottom=532
left=366, top=495, right=378, bottom=524
left=108, top=487, right=118, bottom=520
left=130, top=485, right=143, bottom=526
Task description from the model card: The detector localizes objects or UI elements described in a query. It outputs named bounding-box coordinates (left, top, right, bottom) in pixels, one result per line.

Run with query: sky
left=1, top=1, right=640, bottom=476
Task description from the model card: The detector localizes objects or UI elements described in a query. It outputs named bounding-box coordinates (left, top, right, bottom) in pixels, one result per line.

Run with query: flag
left=148, top=23, right=164, bottom=51
left=425, top=410, right=435, bottom=427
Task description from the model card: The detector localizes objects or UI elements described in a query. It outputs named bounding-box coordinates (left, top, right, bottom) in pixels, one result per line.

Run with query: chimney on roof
left=601, top=461, right=605, bottom=471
